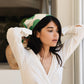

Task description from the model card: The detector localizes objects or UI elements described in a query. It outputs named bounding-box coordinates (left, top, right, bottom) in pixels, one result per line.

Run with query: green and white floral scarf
left=23, top=14, right=49, bottom=30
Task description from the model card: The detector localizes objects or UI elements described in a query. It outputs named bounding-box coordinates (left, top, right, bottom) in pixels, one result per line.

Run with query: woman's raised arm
left=7, top=27, right=32, bottom=68
left=62, top=25, right=84, bottom=64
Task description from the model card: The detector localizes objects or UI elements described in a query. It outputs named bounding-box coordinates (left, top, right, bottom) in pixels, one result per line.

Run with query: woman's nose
left=53, top=31, right=58, bottom=37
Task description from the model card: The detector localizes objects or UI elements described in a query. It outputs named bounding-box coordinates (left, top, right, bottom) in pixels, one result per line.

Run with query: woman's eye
left=48, top=30, right=53, bottom=32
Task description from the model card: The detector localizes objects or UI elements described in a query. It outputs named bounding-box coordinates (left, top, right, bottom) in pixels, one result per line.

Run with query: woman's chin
left=50, top=44, right=57, bottom=47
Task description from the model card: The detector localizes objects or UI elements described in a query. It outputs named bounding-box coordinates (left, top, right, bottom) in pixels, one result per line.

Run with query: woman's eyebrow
left=47, top=27, right=53, bottom=29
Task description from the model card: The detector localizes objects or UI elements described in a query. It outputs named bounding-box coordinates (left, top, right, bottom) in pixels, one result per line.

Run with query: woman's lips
left=52, top=39, right=58, bottom=42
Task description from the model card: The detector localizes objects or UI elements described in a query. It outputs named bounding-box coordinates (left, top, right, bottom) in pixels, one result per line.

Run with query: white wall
left=0, top=70, right=22, bottom=84
left=82, top=0, right=84, bottom=84
left=56, top=0, right=75, bottom=27
left=74, top=0, right=83, bottom=84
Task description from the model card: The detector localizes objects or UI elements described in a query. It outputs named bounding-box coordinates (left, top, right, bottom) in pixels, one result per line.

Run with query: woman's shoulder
left=24, top=48, right=36, bottom=57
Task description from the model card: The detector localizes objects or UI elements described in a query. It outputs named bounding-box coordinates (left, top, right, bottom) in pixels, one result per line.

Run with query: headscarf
left=23, top=14, right=49, bottom=30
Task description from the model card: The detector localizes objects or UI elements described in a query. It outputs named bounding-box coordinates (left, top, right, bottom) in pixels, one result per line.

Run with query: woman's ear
left=36, top=31, right=40, bottom=38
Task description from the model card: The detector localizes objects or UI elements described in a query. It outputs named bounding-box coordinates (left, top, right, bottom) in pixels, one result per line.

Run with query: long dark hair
left=27, top=16, right=63, bottom=66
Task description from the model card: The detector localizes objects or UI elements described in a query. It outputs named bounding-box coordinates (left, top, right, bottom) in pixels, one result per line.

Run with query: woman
left=7, top=14, right=84, bottom=84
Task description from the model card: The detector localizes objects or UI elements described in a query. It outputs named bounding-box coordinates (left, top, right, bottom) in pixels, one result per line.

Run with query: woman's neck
left=39, top=46, right=51, bottom=58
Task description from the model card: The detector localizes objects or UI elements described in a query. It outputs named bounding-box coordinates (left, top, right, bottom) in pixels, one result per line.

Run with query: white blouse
left=7, top=25, right=84, bottom=84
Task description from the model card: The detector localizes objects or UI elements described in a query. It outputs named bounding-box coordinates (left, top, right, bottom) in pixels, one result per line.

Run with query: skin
left=36, top=21, right=59, bottom=74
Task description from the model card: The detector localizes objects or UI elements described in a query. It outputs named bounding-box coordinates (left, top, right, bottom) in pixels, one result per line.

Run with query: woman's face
left=36, top=21, right=59, bottom=47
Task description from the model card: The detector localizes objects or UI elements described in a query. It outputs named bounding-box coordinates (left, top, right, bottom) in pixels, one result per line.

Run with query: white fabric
left=7, top=25, right=84, bottom=84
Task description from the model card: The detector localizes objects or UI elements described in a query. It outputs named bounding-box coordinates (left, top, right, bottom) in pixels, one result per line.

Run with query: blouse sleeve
left=62, top=25, right=84, bottom=64
left=7, top=27, right=32, bottom=68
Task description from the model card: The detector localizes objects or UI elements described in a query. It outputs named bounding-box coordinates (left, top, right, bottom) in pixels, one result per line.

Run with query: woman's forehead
left=45, top=21, right=58, bottom=29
